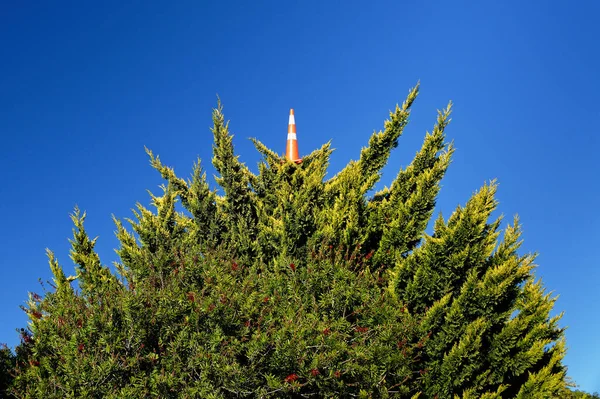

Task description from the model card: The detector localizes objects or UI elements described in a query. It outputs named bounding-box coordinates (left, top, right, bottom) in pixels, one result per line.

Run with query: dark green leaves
left=9, top=86, right=569, bottom=398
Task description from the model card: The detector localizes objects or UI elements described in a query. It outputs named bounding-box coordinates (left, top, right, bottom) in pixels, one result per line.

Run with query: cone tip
left=290, top=108, right=294, bottom=115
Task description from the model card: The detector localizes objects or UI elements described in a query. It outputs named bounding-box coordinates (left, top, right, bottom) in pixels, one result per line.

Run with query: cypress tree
left=7, top=85, right=569, bottom=397
left=0, top=344, right=16, bottom=398
left=392, top=183, right=566, bottom=397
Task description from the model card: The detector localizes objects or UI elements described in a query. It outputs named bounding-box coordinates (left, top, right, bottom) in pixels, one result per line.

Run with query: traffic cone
left=286, top=108, right=301, bottom=163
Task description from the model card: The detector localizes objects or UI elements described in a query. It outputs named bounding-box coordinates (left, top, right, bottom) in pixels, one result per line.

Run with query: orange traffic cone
left=286, top=109, right=301, bottom=163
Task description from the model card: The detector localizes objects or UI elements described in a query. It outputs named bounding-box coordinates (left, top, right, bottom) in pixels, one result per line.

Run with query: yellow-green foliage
left=8, top=85, right=568, bottom=398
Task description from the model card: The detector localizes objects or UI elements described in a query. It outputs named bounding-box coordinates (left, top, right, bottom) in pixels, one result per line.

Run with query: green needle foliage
left=0, top=344, right=16, bottom=397
left=8, top=84, right=572, bottom=398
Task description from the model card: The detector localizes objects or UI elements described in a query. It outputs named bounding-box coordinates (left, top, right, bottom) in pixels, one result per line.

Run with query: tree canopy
left=4, top=85, right=573, bottom=398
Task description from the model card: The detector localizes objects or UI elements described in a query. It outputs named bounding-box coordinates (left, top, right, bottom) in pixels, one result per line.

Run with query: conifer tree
left=392, top=183, right=567, bottom=397
left=565, top=390, right=600, bottom=399
left=0, top=344, right=16, bottom=398
left=7, top=85, right=570, bottom=398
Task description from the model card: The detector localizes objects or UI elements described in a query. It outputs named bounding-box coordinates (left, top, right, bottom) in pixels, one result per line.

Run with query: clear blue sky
left=1, top=0, right=598, bottom=392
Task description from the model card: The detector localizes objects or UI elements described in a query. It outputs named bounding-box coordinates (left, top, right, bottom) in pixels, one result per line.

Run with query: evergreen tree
left=392, top=184, right=566, bottom=397
left=562, top=389, right=600, bottom=399
left=7, top=85, right=570, bottom=397
left=0, top=344, right=16, bottom=398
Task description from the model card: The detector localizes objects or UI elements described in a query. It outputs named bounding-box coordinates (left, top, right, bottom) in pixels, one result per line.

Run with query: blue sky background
left=1, top=0, right=598, bottom=392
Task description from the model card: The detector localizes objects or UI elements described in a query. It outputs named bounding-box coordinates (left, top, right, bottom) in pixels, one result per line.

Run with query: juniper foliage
left=9, top=85, right=569, bottom=398
left=0, top=344, right=16, bottom=398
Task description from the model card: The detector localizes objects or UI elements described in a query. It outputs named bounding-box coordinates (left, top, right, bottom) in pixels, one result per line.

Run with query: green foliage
left=562, top=389, right=600, bottom=399
left=7, top=85, right=571, bottom=397
left=0, top=344, right=16, bottom=398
